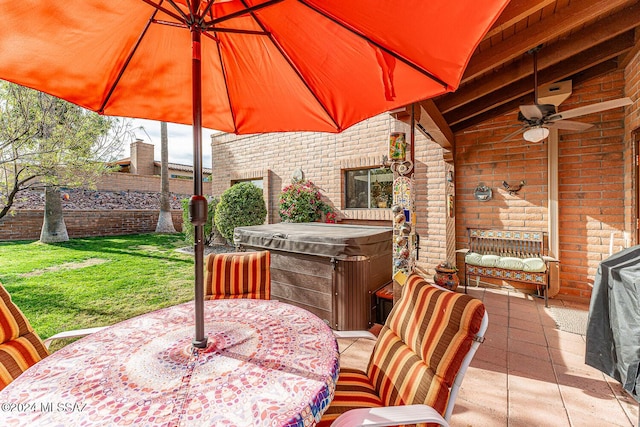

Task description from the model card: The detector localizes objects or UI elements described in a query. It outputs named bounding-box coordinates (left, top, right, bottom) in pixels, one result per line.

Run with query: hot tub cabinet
left=233, top=223, right=392, bottom=330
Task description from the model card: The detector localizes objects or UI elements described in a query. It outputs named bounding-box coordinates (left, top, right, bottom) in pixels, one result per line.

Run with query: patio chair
left=320, top=273, right=488, bottom=427
left=204, top=251, right=271, bottom=300
left=0, top=282, right=103, bottom=391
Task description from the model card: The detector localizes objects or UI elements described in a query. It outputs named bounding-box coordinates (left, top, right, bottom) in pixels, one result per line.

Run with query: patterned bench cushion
left=0, top=283, right=49, bottom=390
left=204, top=251, right=271, bottom=300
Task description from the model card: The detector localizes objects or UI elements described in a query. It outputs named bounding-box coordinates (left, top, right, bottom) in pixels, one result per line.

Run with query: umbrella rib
left=212, top=35, right=239, bottom=134
left=297, top=0, right=450, bottom=90
left=100, top=5, right=166, bottom=113
left=232, top=0, right=341, bottom=130
left=139, top=0, right=187, bottom=25
left=204, top=0, right=284, bottom=27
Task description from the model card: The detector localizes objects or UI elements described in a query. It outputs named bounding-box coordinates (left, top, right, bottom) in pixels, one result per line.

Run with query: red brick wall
left=0, top=210, right=183, bottom=241
left=454, top=67, right=631, bottom=301
left=556, top=71, right=628, bottom=300
left=624, top=49, right=640, bottom=246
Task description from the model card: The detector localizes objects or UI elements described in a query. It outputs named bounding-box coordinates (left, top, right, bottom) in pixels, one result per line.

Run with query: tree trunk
left=40, top=186, right=69, bottom=243
left=156, top=121, right=177, bottom=233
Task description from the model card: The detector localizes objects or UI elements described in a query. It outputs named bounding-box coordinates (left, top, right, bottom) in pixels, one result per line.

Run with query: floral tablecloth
left=0, top=299, right=339, bottom=426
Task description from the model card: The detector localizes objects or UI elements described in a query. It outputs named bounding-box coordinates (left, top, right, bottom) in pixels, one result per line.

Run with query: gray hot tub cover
left=233, top=223, right=392, bottom=260
left=585, top=245, right=640, bottom=402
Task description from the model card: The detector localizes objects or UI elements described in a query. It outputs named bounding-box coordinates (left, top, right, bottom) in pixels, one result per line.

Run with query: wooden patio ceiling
left=420, top=0, right=640, bottom=150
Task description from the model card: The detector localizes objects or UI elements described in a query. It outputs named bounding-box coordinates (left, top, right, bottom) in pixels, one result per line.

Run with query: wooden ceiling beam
left=460, top=0, right=631, bottom=83
left=451, top=59, right=620, bottom=133
left=416, top=99, right=455, bottom=151
left=483, top=0, right=556, bottom=40
left=445, top=34, right=634, bottom=127
left=438, top=3, right=640, bottom=114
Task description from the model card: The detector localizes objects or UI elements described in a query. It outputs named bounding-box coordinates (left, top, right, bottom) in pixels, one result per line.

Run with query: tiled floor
left=338, top=286, right=639, bottom=427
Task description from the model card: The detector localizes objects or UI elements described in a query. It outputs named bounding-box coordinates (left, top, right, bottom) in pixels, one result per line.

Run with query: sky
left=123, top=118, right=218, bottom=167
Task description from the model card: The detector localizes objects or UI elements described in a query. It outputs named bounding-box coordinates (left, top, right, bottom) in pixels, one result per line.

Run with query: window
left=345, top=167, right=392, bottom=209
left=232, top=178, right=264, bottom=190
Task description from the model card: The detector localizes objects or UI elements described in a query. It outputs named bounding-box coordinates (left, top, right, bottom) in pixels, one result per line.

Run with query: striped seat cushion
left=370, top=274, right=485, bottom=414
left=317, top=369, right=382, bottom=426
left=0, top=283, right=49, bottom=390
left=319, top=274, right=484, bottom=424
left=204, top=251, right=271, bottom=300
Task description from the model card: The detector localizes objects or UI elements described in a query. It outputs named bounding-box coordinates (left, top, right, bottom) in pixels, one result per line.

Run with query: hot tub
left=233, top=223, right=392, bottom=330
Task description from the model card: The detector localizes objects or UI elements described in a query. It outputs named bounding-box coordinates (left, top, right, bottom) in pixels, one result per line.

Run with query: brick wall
left=454, top=67, right=631, bottom=301
left=624, top=48, right=640, bottom=246
left=0, top=210, right=183, bottom=241
left=96, top=172, right=194, bottom=195
left=210, top=114, right=449, bottom=274
left=208, top=59, right=638, bottom=303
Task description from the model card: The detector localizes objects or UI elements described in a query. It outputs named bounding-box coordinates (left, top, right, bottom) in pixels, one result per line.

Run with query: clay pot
left=433, top=267, right=460, bottom=291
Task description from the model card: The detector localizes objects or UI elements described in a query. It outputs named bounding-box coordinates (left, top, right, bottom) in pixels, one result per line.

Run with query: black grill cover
left=585, top=245, right=640, bottom=402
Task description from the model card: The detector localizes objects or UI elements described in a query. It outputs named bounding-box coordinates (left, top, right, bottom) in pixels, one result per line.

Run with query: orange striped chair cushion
left=316, top=369, right=382, bottom=426
left=318, top=274, right=484, bottom=424
left=0, top=283, right=49, bottom=391
left=204, top=251, right=271, bottom=300
left=368, top=274, right=485, bottom=414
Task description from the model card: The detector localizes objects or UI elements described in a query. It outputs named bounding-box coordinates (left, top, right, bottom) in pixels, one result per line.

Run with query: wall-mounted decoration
left=447, top=170, right=454, bottom=183
left=389, top=132, right=406, bottom=161
left=502, top=180, right=526, bottom=195
left=448, top=194, right=455, bottom=217
left=473, top=185, right=492, bottom=201
left=292, top=168, right=304, bottom=182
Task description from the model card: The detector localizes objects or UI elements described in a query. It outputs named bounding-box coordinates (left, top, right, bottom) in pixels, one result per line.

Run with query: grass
left=0, top=233, right=196, bottom=343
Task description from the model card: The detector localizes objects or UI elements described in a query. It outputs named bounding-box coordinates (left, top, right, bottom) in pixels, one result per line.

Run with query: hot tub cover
left=585, top=245, right=640, bottom=402
left=233, top=223, right=392, bottom=260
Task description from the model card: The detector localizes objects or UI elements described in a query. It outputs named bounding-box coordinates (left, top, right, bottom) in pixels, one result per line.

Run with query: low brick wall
left=0, top=210, right=184, bottom=241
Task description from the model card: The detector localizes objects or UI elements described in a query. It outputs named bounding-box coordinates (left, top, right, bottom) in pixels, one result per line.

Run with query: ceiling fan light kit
left=523, top=126, right=549, bottom=143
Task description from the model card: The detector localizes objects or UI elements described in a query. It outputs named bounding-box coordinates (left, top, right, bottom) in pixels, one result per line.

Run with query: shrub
left=214, top=182, right=267, bottom=242
left=278, top=180, right=334, bottom=223
left=181, top=196, right=218, bottom=245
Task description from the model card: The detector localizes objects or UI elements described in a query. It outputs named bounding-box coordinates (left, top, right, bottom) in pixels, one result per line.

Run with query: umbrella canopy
left=0, top=0, right=508, bottom=134
left=0, top=0, right=509, bottom=346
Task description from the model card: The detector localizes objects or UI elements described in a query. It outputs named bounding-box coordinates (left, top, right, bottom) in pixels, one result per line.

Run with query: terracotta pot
left=433, top=268, right=459, bottom=291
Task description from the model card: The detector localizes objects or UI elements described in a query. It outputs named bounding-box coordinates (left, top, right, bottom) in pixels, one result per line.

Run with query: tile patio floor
left=338, top=286, right=639, bottom=427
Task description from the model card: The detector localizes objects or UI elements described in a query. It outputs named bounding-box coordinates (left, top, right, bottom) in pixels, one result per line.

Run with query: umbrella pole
left=189, top=28, right=208, bottom=349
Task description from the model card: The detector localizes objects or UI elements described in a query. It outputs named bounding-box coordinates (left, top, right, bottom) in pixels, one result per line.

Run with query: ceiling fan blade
left=499, top=126, right=527, bottom=142
left=519, top=104, right=544, bottom=120
left=546, top=120, right=594, bottom=131
left=548, top=97, right=633, bottom=121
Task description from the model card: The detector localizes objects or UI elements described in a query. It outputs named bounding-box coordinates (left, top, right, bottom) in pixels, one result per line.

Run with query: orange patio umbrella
left=0, top=0, right=509, bottom=346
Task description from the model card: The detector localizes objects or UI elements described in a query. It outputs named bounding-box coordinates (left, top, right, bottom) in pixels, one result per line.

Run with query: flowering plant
left=278, top=180, right=335, bottom=223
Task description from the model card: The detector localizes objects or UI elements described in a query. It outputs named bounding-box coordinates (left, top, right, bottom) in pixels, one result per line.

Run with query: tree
left=0, top=81, right=130, bottom=241
left=155, top=121, right=176, bottom=233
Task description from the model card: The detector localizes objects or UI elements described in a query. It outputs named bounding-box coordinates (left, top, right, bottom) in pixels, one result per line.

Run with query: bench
left=462, top=228, right=557, bottom=307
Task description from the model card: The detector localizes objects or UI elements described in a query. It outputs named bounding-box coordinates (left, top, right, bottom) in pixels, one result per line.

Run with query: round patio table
left=0, top=299, right=339, bottom=426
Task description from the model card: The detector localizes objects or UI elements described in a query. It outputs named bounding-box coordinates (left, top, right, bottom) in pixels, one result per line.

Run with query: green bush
left=181, top=196, right=218, bottom=245
left=214, top=183, right=267, bottom=242
left=278, top=180, right=334, bottom=223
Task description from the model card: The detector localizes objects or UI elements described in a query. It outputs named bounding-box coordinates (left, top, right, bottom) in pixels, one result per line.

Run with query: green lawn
left=0, top=234, right=196, bottom=342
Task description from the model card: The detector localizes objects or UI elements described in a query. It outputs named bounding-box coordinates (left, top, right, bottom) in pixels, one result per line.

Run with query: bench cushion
left=465, top=252, right=500, bottom=267
left=465, top=252, right=546, bottom=273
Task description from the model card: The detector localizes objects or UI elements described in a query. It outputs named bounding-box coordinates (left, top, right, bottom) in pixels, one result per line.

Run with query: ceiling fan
left=502, top=47, right=633, bottom=143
